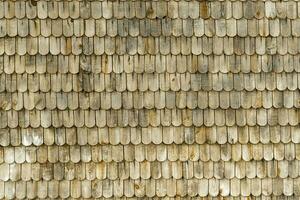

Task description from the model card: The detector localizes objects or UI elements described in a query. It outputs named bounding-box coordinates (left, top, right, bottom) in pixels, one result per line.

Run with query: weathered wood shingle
left=0, top=0, right=299, bottom=199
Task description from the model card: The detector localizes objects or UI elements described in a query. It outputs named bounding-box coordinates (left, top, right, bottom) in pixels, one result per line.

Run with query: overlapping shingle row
left=0, top=0, right=299, bottom=199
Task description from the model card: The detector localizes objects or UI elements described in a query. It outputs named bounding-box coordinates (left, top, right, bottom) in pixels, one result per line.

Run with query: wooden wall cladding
left=0, top=0, right=300, bottom=199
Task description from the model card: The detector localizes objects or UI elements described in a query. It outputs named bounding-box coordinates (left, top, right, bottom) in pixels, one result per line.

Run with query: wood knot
left=134, top=183, right=140, bottom=190
left=146, top=7, right=154, bottom=17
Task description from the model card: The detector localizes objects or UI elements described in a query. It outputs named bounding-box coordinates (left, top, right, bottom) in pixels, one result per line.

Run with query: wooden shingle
left=0, top=0, right=299, bottom=199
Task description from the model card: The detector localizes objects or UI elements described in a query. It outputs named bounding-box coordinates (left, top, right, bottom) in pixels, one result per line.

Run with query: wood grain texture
left=0, top=0, right=299, bottom=199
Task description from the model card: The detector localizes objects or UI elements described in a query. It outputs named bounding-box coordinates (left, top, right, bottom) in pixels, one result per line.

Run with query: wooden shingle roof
left=0, top=0, right=299, bottom=199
